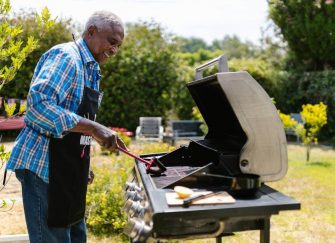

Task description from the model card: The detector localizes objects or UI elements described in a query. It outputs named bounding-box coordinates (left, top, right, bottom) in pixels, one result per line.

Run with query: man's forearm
left=26, top=100, right=81, bottom=137
left=69, top=118, right=125, bottom=150
left=69, top=118, right=97, bottom=135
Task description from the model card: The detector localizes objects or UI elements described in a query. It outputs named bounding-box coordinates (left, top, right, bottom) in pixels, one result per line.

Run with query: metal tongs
left=117, top=145, right=167, bottom=175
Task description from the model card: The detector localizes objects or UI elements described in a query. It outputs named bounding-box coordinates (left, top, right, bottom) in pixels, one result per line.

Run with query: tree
left=0, top=10, right=75, bottom=98
left=0, top=0, right=55, bottom=90
left=174, top=49, right=279, bottom=119
left=279, top=102, right=328, bottom=162
left=211, top=35, right=261, bottom=59
left=192, top=107, right=208, bottom=134
left=175, top=36, right=209, bottom=53
left=229, top=58, right=279, bottom=96
left=268, top=1, right=335, bottom=142
left=171, top=49, right=222, bottom=119
left=268, top=0, right=335, bottom=71
left=97, top=21, right=180, bottom=131
left=296, top=102, right=327, bottom=162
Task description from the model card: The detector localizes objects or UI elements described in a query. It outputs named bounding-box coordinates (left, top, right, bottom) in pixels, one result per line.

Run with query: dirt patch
left=0, top=142, right=24, bottom=234
left=0, top=201, right=26, bottom=235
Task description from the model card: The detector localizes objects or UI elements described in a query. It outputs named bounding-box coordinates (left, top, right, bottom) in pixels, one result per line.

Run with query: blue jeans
left=15, top=169, right=87, bottom=243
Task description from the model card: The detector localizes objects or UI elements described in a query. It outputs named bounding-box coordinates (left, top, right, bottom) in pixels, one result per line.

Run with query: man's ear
left=88, top=25, right=97, bottom=37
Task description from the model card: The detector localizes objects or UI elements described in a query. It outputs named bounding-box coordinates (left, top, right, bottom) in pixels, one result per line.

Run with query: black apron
left=48, top=86, right=101, bottom=227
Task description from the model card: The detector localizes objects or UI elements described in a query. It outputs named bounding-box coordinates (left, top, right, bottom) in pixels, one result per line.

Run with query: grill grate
left=151, top=166, right=200, bottom=188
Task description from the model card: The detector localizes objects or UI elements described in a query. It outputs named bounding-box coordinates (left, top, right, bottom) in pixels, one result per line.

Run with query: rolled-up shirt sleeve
left=25, top=48, right=81, bottom=137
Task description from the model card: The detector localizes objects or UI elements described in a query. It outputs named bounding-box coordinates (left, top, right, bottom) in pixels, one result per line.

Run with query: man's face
left=86, top=25, right=124, bottom=64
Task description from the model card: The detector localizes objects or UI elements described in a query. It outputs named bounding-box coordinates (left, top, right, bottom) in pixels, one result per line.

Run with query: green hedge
left=277, top=70, right=335, bottom=142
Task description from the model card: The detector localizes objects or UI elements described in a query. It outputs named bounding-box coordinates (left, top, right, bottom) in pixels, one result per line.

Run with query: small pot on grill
left=199, top=172, right=261, bottom=198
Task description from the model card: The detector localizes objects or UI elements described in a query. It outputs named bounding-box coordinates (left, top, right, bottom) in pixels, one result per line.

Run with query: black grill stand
left=215, top=217, right=270, bottom=243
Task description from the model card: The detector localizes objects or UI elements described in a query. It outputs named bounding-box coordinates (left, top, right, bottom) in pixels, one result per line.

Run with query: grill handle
left=195, top=55, right=229, bottom=80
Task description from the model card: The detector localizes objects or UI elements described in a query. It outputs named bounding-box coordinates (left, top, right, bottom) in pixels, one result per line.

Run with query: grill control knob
left=123, top=199, right=135, bottom=213
left=142, top=203, right=153, bottom=224
left=123, top=218, right=152, bottom=242
left=125, top=191, right=143, bottom=201
left=123, top=182, right=142, bottom=192
left=123, top=199, right=145, bottom=217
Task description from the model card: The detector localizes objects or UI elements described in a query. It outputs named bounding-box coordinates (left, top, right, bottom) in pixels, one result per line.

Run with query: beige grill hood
left=187, top=56, right=287, bottom=182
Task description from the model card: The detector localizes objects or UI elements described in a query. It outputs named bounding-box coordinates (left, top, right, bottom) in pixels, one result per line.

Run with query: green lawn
left=265, top=144, right=335, bottom=243
left=88, top=143, right=335, bottom=243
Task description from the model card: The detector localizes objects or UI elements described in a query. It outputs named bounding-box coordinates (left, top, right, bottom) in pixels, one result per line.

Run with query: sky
left=11, top=0, right=270, bottom=45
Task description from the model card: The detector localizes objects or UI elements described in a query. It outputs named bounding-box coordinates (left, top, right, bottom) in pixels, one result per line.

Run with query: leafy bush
left=131, top=142, right=175, bottom=155
left=111, top=127, right=133, bottom=148
left=86, top=155, right=132, bottom=236
left=171, top=49, right=219, bottom=120
left=3, top=101, right=16, bottom=117
left=278, top=111, right=297, bottom=129
left=192, top=107, right=208, bottom=134
left=100, top=127, right=133, bottom=155
left=86, top=142, right=174, bottom=237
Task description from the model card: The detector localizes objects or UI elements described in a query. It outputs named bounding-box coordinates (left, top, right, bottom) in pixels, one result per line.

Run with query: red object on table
left=0, top=116, right=25, bottom=130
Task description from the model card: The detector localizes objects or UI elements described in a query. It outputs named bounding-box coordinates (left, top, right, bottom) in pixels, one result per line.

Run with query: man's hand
left=70, top=118, right=128, bottom=151
left=91, top=123, right=127, bottom=151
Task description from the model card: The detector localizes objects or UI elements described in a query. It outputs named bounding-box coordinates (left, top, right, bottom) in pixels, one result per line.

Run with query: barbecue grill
left=123, top=55, right=300, bottom=242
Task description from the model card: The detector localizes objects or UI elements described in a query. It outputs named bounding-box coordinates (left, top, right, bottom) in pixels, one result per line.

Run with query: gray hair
left=82, top=11, right=124, bottom=36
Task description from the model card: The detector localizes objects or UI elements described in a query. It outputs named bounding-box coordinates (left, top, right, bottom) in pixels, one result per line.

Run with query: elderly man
left=5, top=11, right=126, bottom=243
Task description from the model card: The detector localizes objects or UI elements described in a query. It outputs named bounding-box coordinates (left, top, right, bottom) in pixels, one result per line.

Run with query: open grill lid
left=187, top=55, right=287, bottom=182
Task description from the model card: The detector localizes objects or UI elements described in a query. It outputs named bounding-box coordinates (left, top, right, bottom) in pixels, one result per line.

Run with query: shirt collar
left=76, top=38, right=100, bottom=70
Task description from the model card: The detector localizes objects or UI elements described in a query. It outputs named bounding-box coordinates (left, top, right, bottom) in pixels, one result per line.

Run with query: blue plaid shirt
left=6, top=38, right=101, bottom=183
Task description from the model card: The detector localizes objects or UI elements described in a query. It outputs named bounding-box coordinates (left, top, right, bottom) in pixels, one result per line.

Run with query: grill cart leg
left=260, top=217, right=270, bottom=243
left=215, top=232, right=235, bottom=243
